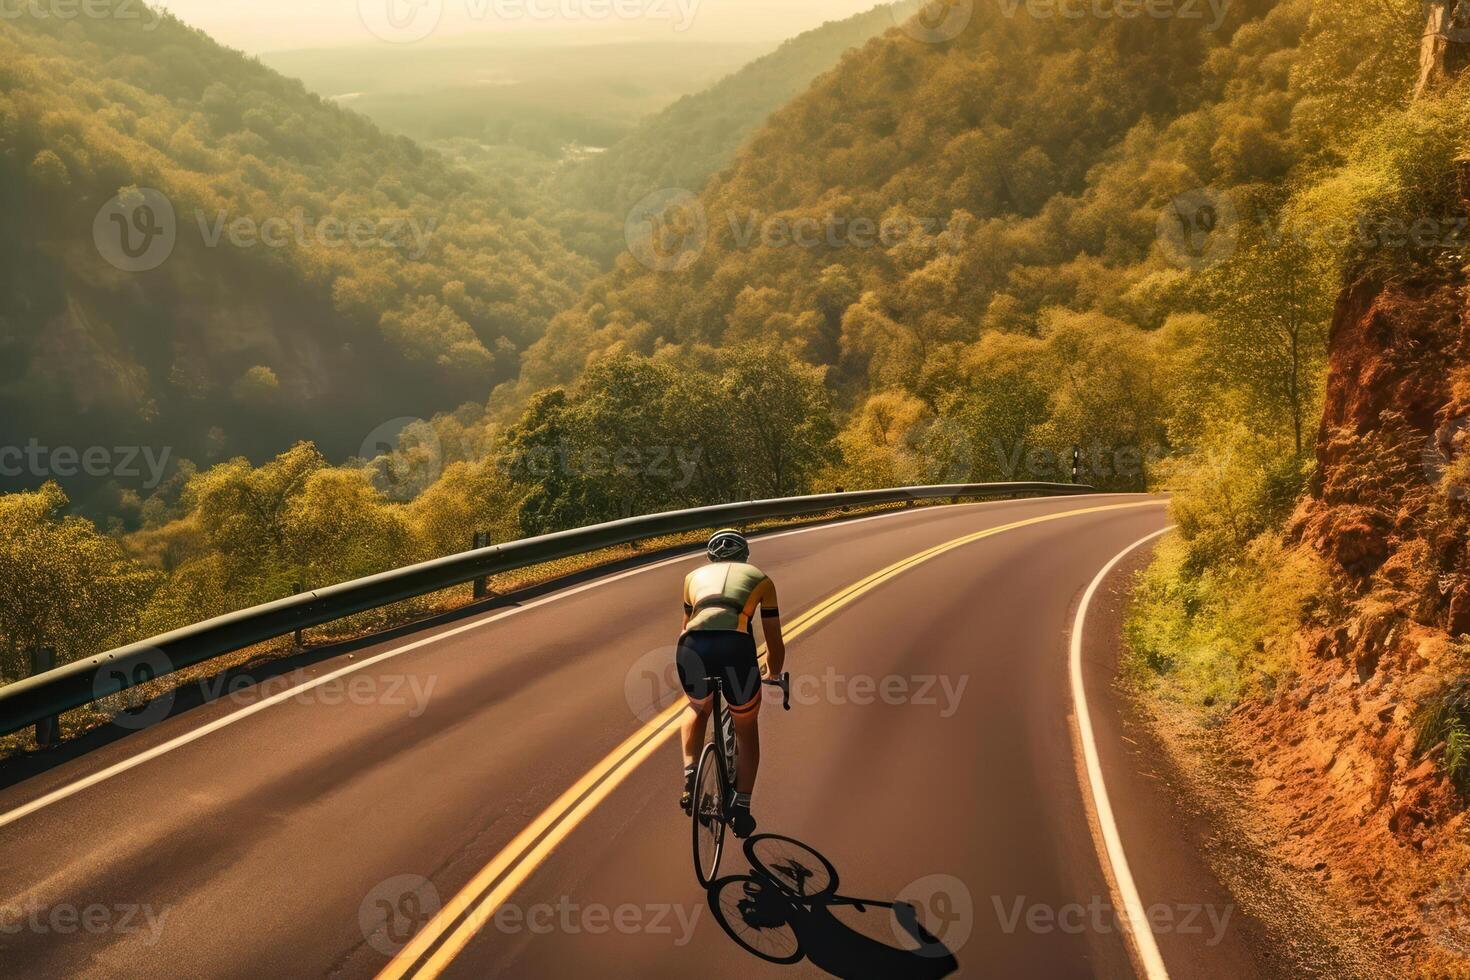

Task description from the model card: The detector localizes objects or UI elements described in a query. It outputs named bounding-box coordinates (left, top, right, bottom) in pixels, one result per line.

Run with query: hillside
left=0, top=6, right=593, bottom=512
left=553, top=4, right=901, bottom=216
left=507, top=0, right=1296, bottom=444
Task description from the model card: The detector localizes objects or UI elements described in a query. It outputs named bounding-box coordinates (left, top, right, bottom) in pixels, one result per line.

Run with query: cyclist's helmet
left=706, top=529, right=750, bottom=563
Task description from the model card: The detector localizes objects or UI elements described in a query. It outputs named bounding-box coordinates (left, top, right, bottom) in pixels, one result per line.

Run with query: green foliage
left=1125, top=8, right=1470, bottom=712
left=1163, top=421, right=1311, bottom=573
left=504, top=346, right=835, bottom=535
left=0, top=7, right=593, bottom=509
left=1127, top=530, right=1332, bottom=707
left=826, top=312, right=1163, bottom=491
left=1414, top=679, right=1470, bottom=795
left=513, top=0, right=1298, bottom=417
left=1197, top=230, right=1334, bottom=455
left=0, top=484, right=160, bottom=681
left=1289, top=0, right=1424, bottom=161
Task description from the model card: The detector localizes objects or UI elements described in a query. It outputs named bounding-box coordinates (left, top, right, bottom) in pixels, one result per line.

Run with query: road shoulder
left=1081, top=539, right=1292, bottom=978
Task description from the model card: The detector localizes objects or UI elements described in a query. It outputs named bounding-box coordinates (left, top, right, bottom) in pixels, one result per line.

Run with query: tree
left=717, top=344, right=837, bottom=498
left=1204, top=233, right=1332, bottom=457
left=0, top=484, right=159, bottom=677
left=26, top=149, right=69, bottom=189
left=408, top=460, right=524, bottom=559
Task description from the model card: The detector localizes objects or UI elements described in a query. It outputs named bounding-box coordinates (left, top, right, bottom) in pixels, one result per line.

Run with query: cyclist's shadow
left=706, top=834, right=959, bottom=978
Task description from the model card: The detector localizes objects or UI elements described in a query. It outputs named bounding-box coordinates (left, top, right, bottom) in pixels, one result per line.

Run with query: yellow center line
left=378, top=498, right=1165, bottom=979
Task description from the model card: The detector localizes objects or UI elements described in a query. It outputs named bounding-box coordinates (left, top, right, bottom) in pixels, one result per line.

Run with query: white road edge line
left=0, top=495, right=1113, bottom=831
left=1070, top=525, right=1174, bottom=980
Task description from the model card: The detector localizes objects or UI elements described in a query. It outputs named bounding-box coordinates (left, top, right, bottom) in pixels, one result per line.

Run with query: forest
left=0, top=7, right=594, bottom=510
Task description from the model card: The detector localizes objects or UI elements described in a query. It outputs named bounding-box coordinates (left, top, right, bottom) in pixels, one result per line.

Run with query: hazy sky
left=155, top=0, right=890, bottom=54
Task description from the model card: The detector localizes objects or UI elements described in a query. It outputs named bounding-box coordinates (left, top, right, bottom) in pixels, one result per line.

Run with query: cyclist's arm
left=759, top=580, right=785, bottom=677
left=682, top=575, right=693, bottom=631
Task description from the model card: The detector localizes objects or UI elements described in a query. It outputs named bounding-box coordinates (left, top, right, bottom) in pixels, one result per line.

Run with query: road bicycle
left=692, top=670, right=790, bottom=886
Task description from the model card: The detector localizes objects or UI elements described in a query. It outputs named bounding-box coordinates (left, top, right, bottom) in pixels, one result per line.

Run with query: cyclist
left=677, top=529, right=786, bottom=838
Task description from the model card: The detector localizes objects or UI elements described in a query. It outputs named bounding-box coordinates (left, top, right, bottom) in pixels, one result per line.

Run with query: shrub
left=1415, top=679, right=1470, bottom=796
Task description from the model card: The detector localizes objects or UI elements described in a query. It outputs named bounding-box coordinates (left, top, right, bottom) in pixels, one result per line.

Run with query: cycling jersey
left=682, top=562, right=780, bottom=634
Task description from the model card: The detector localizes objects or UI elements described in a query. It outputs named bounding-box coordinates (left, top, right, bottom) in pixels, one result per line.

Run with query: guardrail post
left=30, top=646, right=58, bottom=748
left=473, top=532, right=490, bottom=599
left=292, top=583, right=305, bottom=647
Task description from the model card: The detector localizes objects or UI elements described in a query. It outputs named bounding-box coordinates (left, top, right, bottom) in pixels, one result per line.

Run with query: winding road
left=0, top=494, right=1270, bottom=978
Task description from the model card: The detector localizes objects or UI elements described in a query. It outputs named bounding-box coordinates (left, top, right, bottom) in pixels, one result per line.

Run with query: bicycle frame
left=692, top=672, right=791, bottom=886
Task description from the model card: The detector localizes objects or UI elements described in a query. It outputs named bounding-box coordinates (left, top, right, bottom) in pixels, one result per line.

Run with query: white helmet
left=706, top=529, right=750, bottom=563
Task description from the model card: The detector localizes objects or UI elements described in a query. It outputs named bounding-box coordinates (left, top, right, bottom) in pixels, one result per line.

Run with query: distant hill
left=555, top=4, right=901, bottom=215
left=0, top=6, right=593, bottom=510
left=260, top=40, right=769, bottom=153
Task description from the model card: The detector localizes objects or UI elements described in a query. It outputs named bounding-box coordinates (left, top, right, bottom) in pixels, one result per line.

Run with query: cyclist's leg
left=724, top=631, right=763, bottom=795
left=675, top=633, right=716, bottom=796
left=729, top=702, right=760, bottom=794
left=680, top=697, right=713, bottom=769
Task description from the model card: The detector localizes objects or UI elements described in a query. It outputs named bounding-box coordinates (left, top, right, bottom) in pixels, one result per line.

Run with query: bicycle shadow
left=706, top=834, right=959, bottom=979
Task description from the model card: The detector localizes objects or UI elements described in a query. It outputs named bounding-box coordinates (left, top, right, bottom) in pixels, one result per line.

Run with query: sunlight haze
left=154, top=0, right=891, bottom=53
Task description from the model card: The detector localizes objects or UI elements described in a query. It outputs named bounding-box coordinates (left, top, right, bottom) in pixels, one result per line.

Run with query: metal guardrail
left=0, top=482, right=1095, bottom=739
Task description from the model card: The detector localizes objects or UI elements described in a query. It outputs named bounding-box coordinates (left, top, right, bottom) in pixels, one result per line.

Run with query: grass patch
left=1415, top=679, right=1470, bottom=796
left=1126, top=531, right=1334, bottom=710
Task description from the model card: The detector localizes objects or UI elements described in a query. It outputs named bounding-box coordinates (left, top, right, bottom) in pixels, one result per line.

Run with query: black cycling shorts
left=676, top=630, right=762, bottom=710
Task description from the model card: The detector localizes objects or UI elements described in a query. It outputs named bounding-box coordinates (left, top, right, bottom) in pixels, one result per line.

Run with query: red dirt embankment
left=1228, top=262, right=1470, bottom=972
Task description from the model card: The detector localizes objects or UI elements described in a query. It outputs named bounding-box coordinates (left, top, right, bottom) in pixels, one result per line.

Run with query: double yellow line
left=378, top=499, right=1163, bottom=979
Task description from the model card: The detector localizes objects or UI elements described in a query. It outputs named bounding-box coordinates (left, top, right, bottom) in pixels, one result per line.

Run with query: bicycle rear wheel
left=692, top=741, right=727, bottom=886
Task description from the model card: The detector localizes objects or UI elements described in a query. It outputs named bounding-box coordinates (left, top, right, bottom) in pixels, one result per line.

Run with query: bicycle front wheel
left=692, top=741, right=726, bottom=887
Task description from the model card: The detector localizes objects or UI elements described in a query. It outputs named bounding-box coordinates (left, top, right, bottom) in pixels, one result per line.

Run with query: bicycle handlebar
left=763, top=672, right=791, bottom=711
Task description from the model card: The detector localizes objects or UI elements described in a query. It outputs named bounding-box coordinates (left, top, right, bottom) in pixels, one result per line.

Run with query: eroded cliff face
left=1226, top=257, right=1470, bottom=967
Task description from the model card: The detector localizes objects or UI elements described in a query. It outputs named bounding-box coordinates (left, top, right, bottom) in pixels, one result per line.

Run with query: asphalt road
left=0, top=494, right=1265, bottom=978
